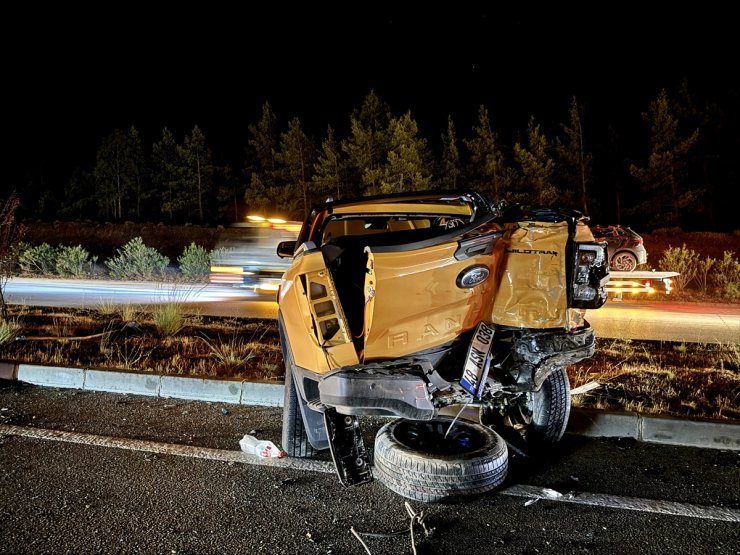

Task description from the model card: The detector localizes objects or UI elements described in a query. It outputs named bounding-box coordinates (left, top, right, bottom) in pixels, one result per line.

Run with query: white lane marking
left=501, top=484, right=740, bottom=523
left=0, top=424, right=334, bottom=475
left=3, top=424, right=739, bottom=523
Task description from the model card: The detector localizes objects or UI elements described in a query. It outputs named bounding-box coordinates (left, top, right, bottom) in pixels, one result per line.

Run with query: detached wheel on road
left=611, top=251, right=638, bottom=271
left=373, top=417, right=508, bottom=503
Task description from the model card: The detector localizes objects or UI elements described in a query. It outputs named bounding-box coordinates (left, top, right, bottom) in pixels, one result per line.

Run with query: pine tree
left=177, top=125, right=214, bottom=223
left=464, top=105, right=513, bottom=200
left=152, top=128, right=181, bottom=221
left=217, top=164, right=246, bottom=223
left=554, top=97, right=593, bottom=215
left=244, top=173, right=274, bottom=216
left=244, top=102, right=280, bottom=214
left=439, top=115, right=462, bottom=189
left=513, top=116, right=557, bottom=205
left=381, top=112, right=431, bottom=193
left=342, top=90, right=392, bottom=196
left=312, top=126, right=345, bottom=201
left=93, top=129, right=128, bottom=220
left=60, top=168, right=96, bottom=220
left=277, top=117, right=316, bottom=219
left=629, top=89, right=699, bottom=228
left=674, top=79, right=720, bottom=229
left=126, top=126, right=149, bottom=220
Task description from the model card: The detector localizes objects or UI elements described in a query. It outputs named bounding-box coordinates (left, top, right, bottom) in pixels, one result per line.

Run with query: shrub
left=105, top=237, right=169, bottom=280
left=694, top=257, right=716, bottom=295
left=209, top=247, right=229, bottom=265
left=18, top=242, right=58, bottom=274
left=55, top=245, right=98, bottom=277
left=711, top=251, right=740, bottom=301
left=658, top=244, right=700, bottom=291
left=177, top=242, right=210, bottom=280
left=152, top=302, right=185, bottom=337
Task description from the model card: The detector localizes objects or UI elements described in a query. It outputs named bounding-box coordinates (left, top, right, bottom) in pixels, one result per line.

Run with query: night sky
left=6, top=5, right=737, bottom=204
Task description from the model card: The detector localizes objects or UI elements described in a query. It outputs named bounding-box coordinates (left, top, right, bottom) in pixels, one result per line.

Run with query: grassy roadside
left=569, top=338, right=740, bottom=422
left=0, top=303, right=738, bottom=424
left=0, top=305, right=283, bottom=381
left=4, top=223, right=739, bottom=423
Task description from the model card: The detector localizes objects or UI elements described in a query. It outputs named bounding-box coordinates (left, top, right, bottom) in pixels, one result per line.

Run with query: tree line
left=54, top=83, right=732, bottom=231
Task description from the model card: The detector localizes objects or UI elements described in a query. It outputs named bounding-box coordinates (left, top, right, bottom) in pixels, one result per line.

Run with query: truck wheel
left=373, top=417, right=508, bottom=503
left=279, top=318, right=317, bottom=458
left=611, top=251, right=638, bottom=271
left=508, top=366, right=572, bottom=445
left=281, top=364, right=318, bottom=458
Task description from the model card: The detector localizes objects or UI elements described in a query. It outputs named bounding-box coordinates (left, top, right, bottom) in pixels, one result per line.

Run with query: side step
left=323, top=408, right=372, bottom=486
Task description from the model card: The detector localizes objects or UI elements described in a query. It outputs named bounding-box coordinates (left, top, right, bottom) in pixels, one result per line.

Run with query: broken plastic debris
left=239, top=434, right=286, bottom=458
left=523, top=487, right=575, bottom=505
left=569, top=381, right=601, bottom=395
left=541, top=488, right=563, bottom=498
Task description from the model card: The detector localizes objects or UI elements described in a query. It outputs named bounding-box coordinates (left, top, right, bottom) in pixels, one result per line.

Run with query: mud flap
left=323, top=408, right=373, bottom=486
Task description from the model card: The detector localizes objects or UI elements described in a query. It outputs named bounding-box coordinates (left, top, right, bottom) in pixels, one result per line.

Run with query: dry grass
left=0, top=318, right=22, bottom=345
left=0, top=305, right=281, bottom=380
left=569, top=338, right=740, bottom=422
left=1, top=303, right=738, bottom=422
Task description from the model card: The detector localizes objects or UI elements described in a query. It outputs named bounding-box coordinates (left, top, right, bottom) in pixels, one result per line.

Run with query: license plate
left=460, top=322, right=494, bottom=398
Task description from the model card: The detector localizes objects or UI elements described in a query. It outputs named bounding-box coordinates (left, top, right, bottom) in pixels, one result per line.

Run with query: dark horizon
left=6, top=6, right=738, bottom=228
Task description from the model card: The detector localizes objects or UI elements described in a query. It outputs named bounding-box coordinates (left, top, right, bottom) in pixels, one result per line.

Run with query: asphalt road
left=6, top=277, right=740, bottom=344
left=1, top=383, right=739, bottom=554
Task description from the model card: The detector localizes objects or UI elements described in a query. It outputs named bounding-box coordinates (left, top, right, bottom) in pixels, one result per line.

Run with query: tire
left=279, top=317, right=318, bottom=458
left=611, top=251, right=638, bottom=271
left=373, top=417, right=508, bottom=503
left=508, top=366, right=572, bottom=445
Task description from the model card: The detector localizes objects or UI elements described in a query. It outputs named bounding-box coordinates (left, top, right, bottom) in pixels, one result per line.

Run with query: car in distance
left=591, top=224, right=647, bottom=271
left=275, top=190, right=609, bottom=502
left=209, top=218, right=300, bottom=293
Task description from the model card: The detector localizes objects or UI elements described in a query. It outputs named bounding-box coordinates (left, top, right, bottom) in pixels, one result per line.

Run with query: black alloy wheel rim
left=392, top=419, right=487, bottom=456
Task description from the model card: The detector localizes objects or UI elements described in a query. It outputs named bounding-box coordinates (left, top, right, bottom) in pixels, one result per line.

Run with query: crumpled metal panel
left=492, top=221, right=570, bottom=329
left=279, top=250, right=359, bottom=374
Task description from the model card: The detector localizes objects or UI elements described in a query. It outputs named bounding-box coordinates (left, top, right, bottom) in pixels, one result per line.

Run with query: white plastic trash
left=239, top=434, right=286, bottom=458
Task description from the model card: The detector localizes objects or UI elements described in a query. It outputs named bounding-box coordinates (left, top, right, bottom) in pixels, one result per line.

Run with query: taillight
left=571, top=242, right=609, bottom=308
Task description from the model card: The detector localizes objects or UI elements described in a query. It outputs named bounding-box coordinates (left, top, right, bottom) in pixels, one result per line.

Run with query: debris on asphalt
left=220, top=408, right=230, bottom=416
left=239, top=434, right=285, bottom=458
left=522, top=486, right=581, bottom=506
left=350, top=501, right=435, bottom=555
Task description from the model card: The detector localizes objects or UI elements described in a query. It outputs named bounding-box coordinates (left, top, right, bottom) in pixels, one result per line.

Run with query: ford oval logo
left=456, top=265, right=490, bottom=288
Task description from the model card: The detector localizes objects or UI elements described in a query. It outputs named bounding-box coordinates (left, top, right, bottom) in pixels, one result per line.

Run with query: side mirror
left=276, top=240, right=297, bottom=258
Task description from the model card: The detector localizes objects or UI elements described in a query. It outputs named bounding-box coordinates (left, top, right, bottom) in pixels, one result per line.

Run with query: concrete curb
left=7, top=363, right=284, bottom=408
left=4, top=363, right=739, bottom=451
left=568, top=408, right=740, bottom=451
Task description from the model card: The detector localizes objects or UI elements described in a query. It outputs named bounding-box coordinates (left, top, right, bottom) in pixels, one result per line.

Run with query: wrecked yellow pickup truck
left=275, top=190, right=609, bottom=502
